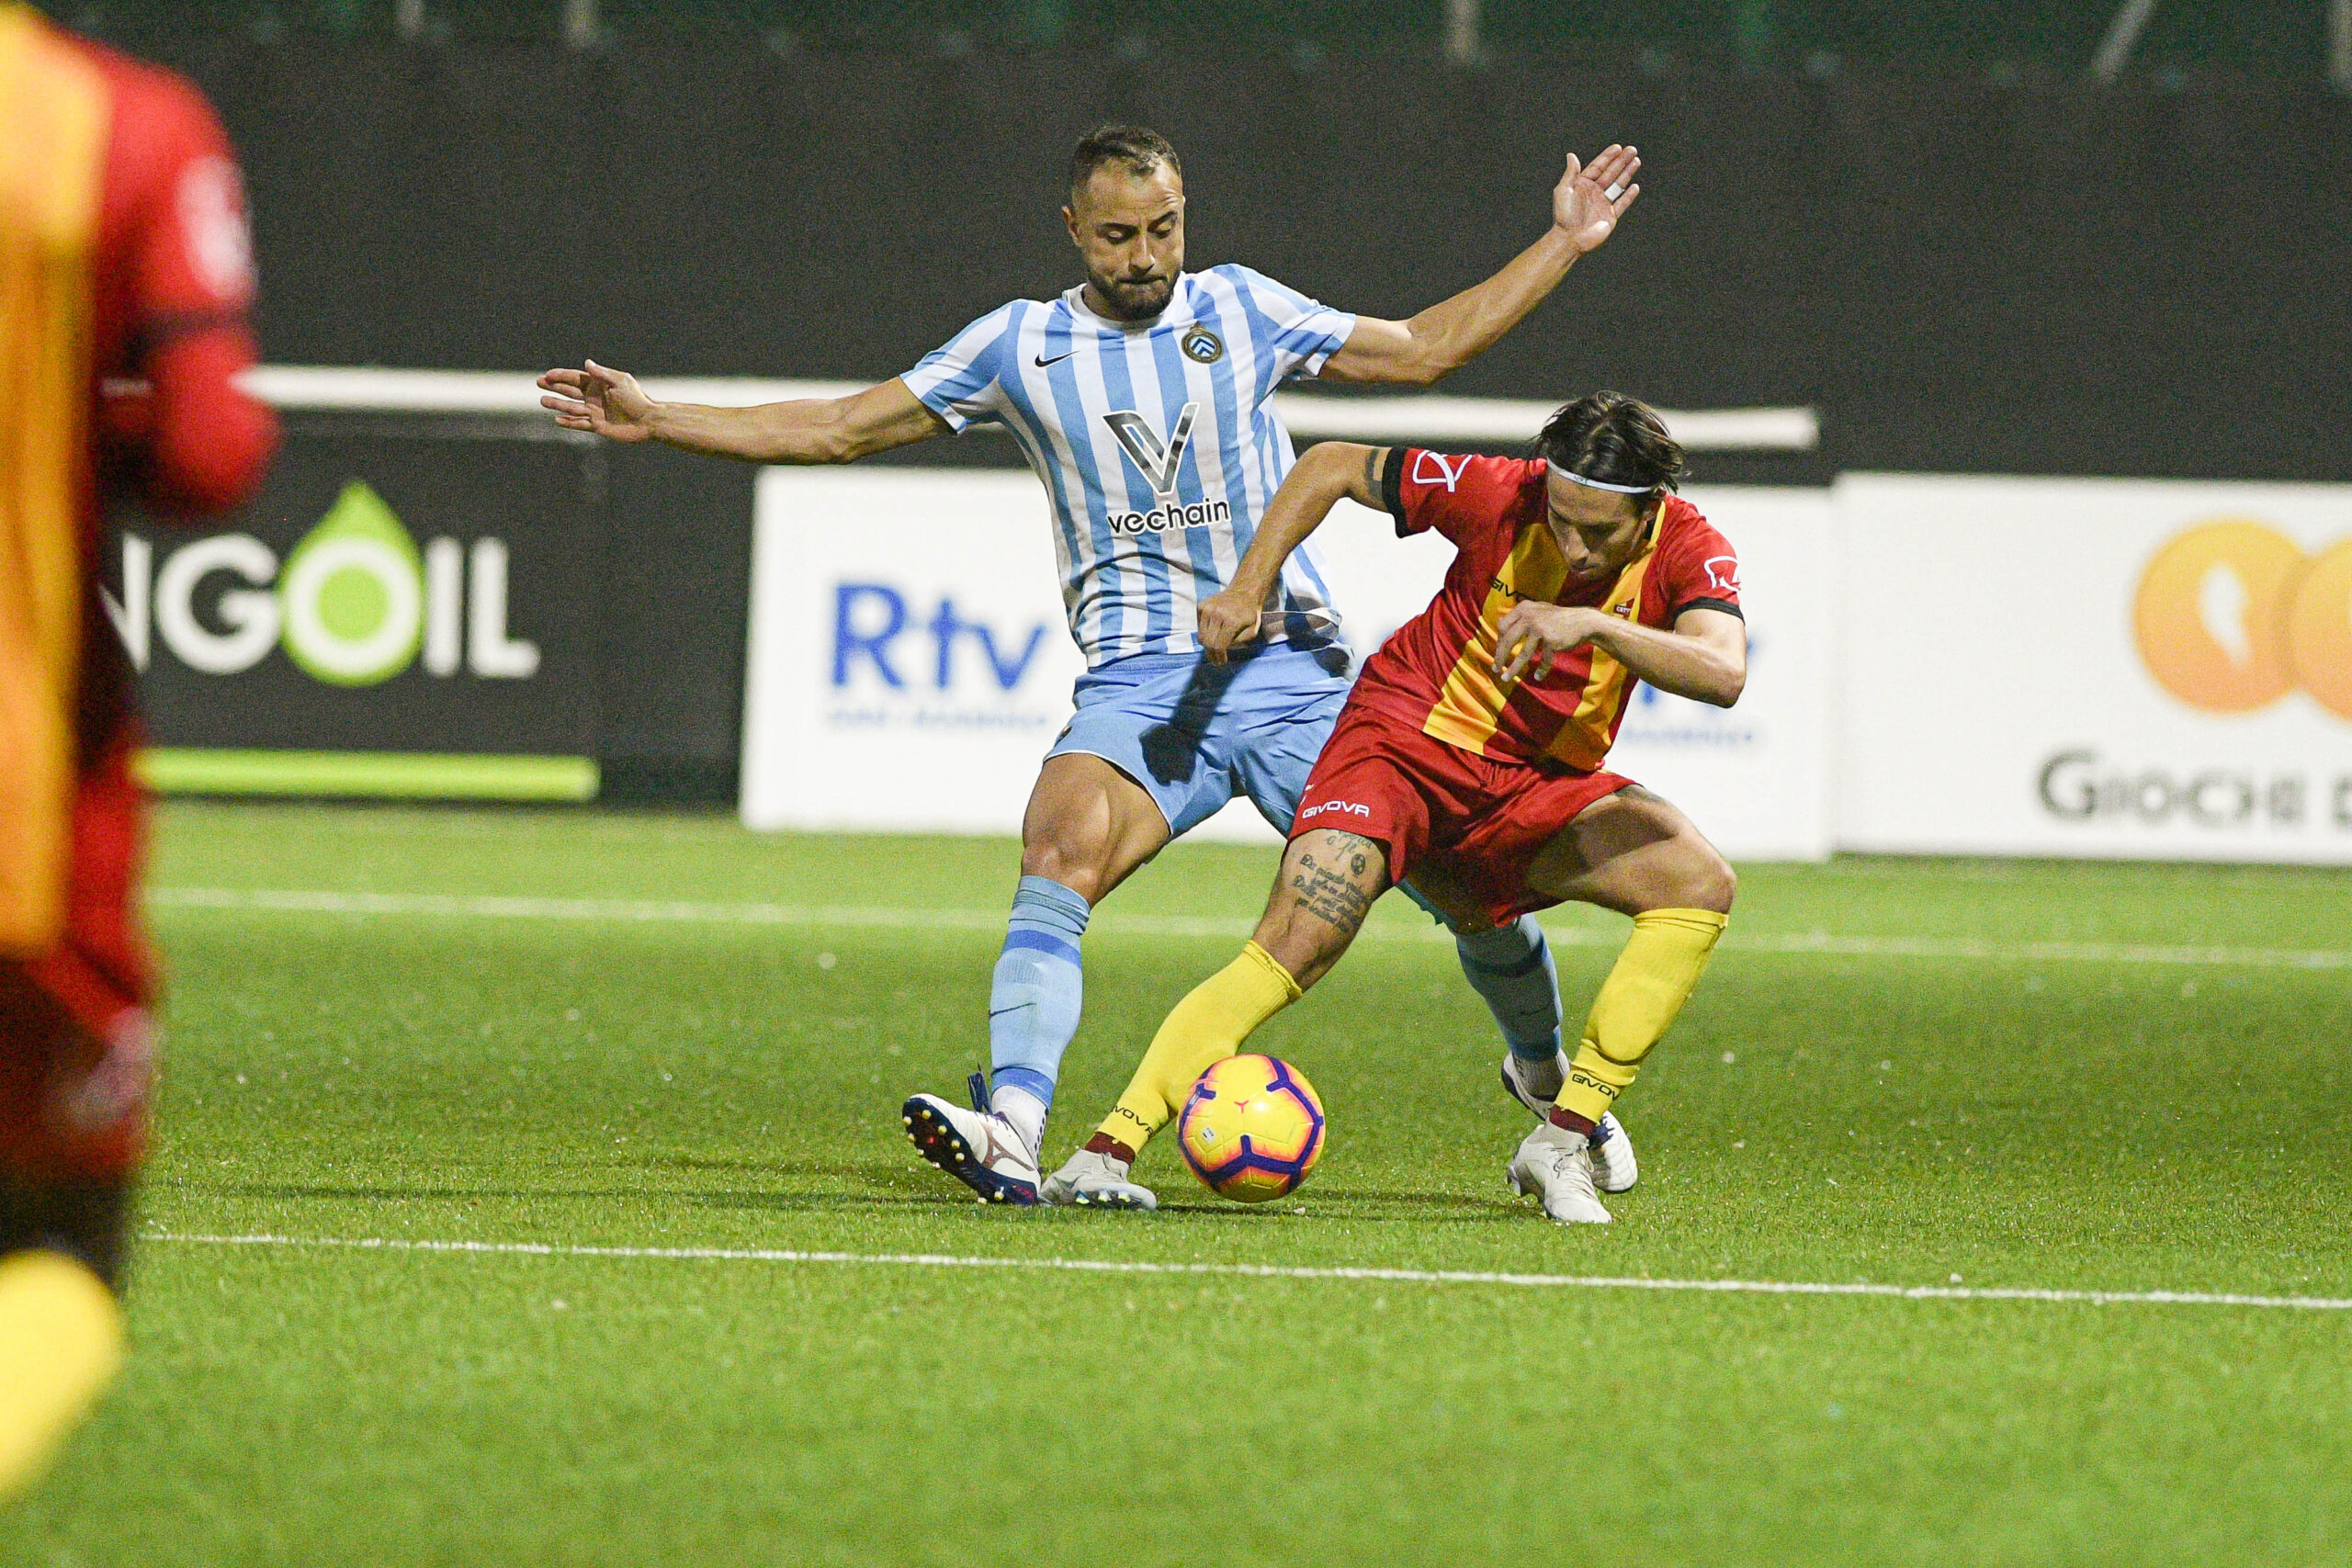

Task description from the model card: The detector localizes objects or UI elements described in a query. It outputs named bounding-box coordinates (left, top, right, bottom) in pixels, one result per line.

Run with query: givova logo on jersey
left=1102, top=403, right=1232, bottom=537
left=106, top=479, right=540, bottom=685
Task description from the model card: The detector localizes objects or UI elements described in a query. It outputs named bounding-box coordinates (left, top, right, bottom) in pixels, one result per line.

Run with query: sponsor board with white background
left=1835, top=474, right=2352, bottom=863
left=740, top=468, right=1835, bottom=858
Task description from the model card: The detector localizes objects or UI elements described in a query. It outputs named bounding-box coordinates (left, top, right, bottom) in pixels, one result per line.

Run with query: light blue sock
left=987, top=875, right=1091, bottom=1122
left=1454, top=916, right=1565, bottom=1062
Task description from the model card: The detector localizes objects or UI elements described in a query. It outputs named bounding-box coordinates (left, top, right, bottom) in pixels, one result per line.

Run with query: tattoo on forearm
left=1286, top=831, right=1381, bottom=934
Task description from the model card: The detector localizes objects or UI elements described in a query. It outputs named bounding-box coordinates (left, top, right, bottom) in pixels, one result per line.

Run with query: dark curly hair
left=1534, top=391, right=1688, bottom=494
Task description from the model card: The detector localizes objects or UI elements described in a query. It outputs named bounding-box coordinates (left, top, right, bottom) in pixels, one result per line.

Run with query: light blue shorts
left=1047, top=643, right=1356, bottom=838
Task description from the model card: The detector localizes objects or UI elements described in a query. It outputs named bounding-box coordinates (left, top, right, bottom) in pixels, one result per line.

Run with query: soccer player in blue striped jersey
left=539, top=126, right=1645, bottom=1207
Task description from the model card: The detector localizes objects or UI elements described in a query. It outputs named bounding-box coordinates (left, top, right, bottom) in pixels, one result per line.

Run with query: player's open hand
left=1197, top=584, right=1266, bottom=663
left=538, top=360, right=657, bottom=442
left=1494, top=603, right=1603, bottom=685
left=1552, top=144, right=1642, bottom=254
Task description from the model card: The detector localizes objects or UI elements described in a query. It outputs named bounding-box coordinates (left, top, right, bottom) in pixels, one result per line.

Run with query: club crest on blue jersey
left=1182, top=326, right=1225, bottom=364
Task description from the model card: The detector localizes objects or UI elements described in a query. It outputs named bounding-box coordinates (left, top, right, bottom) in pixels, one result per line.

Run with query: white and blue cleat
left=902, top=1073, right=1042, bottom=1206
left=1499, top=1051, right=1639, bottom=1194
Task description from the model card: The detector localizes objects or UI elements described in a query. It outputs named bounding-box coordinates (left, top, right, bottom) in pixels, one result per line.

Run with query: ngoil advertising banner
left=741, top=468, right=1831, bottom=861
left=118, top=423, right=601, bottom=799
left=1835, top=474, right=2352, bottom=862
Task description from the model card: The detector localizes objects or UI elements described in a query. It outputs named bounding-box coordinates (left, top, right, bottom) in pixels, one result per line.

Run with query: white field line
left=143, top=1231, right=2352, bottom=1313
left=145, top=886, right=2352, bottom=971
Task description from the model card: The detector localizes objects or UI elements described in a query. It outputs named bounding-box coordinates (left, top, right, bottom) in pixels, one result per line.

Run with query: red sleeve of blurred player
left=90, top=51, right=277, bottom=516
left=1380, top=448, right=1540, bottom=548
left=1650, top=497, right=1743, bottom=624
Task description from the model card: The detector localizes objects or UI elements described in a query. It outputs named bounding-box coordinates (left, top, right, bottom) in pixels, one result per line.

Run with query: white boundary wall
left=1836, top=474, right=2352, bottom=863
left=741, top=468, right=2352, bottom=864
left=234, top=369, right=2352, bottom=863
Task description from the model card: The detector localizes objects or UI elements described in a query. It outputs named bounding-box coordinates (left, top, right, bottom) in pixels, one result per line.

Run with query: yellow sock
left=1556, top=908, right=1727, bottom=1125
left=1098, top=941, right=1303, bottom=1153
left=0, top=1250, right=126, bottom=1500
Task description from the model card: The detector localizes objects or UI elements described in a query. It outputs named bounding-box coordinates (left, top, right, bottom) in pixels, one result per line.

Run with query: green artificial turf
left=8, top=803, right=2352, bottom=1566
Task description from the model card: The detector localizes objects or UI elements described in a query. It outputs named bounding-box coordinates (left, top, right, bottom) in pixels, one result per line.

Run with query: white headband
left=1546, top=461, right=1654, bottom=495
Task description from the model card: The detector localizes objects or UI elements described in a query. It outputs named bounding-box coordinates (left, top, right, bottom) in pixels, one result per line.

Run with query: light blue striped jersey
left=900, top=264, right=1355, bottom=668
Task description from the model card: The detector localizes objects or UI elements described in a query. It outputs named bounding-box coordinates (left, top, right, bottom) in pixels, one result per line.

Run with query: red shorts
left=2, top=732, right=153, bottom=1183
left=1292, top=699, right=1632, bottom=928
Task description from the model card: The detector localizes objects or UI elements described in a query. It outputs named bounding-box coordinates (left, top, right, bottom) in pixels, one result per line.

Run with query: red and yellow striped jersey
left=2, top=1, right=271, bottom=1017
left=1350, top=449, right=1742, bottom=772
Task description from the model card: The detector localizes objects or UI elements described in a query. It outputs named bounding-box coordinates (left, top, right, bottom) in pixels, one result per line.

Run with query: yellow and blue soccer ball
left=1177, top=1054, right=1326, bottom=1202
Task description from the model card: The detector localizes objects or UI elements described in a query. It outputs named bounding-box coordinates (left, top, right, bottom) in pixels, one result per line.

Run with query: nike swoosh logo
left=1034, top=350, right=1077, bottom=368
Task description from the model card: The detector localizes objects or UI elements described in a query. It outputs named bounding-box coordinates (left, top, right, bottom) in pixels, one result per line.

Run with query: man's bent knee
left=1677, top=840, right=1736, bottom=914
left=1019, top=839, right=1112, bottom=902
left=1019, top=757, right=1169, bottom=902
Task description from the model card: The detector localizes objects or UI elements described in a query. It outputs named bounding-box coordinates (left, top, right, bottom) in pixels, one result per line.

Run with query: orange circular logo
left=2133, top=519, right=2348, bottom=717
left=2284, top=538, right=2352, bottom=719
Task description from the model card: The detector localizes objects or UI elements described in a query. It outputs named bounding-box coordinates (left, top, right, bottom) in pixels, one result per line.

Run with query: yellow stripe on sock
left=1100, top=941, right=1303, bottom=1151
left=1557, top=908, right=1728, bottom=1124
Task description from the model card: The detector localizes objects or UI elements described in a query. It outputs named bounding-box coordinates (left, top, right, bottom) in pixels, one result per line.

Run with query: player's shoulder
left=931, top=299, right=1032, bottom=355
left=63, top=28, right=222, bottom=135
left=1398, top=448, right=1544, bottom=502
left=1652, top=492, right=1742, bottom=607
left=1385, top=450, right=1544, bottom=540
left=1201, top=262, right=1314, bottom=311
left=10, top=13, right=198, bottom=119
left=1657, top=491, right=1732, bottom=555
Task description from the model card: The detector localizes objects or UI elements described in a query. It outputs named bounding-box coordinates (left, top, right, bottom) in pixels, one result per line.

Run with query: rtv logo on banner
left=741, top=468, right=1088, bottom=834
left=829, top=581, right=1054, bottom=721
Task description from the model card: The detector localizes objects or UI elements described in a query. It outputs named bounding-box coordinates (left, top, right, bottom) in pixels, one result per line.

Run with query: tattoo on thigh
left=1287, top=831, right=1380, bottom=933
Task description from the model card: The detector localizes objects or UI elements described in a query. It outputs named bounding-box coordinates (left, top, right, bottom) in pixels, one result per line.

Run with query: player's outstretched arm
left=537, top=362, right=947, bottom=463
left=1317, top=144, right=1642, bottom=388
left=1495, top=604, right=1747, bottom=706
left=1197, top=443, right=1387, bottom=660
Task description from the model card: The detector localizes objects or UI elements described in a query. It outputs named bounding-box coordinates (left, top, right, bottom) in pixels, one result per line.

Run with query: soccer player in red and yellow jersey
left=0, top=2, right=277, bottom=1495
left=1044, top=392, right=1742, bottom=1223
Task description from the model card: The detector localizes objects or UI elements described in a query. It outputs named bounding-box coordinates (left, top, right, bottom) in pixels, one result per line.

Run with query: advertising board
left=1835, top=474, right=2352, bottom=862
left=741, top=468, right=1835, bottom=859
left=739, top=467, right=1086, bottom=837
left=119, top=423, right=601, bottom=798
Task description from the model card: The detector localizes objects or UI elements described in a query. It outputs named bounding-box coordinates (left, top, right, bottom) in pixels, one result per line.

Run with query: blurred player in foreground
left=542, top=126, right=1645, bottom=1206
left=1052, top=393, right=1742, bottom=1223
left=0, top=2, right=276, bottom=1495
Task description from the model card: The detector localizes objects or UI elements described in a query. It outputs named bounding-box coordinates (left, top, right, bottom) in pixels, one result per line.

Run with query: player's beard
left=1095, top=270, right=1175, bottom=321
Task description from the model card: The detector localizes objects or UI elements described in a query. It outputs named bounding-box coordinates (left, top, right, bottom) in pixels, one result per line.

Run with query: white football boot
left=1039, top=1147, right=1159, bottom=1211
left=1498, top=1052, right=1638, bottom=1194
left=902, top=1074, right=1041, bottom=1206
left=1506, top=1120, right=1612, bottom=1224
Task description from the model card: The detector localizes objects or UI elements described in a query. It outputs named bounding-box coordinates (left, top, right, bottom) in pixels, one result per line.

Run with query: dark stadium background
left=40, top=0, right=2352, bottom=797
